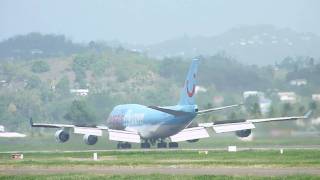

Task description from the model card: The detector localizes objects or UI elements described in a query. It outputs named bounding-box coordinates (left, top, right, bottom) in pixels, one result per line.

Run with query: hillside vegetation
left=0, top=33, right=319, bottom=133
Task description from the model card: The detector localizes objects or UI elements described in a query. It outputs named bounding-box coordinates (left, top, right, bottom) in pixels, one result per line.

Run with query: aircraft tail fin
left=178, top=58, right=199, bottom=105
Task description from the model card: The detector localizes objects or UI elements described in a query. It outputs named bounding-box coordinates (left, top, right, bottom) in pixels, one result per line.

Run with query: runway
left=1, top=146, right=319, bottom=176
left=1, top=145, right=320, bottom=154
left=1, top=166, right=320, bottom=176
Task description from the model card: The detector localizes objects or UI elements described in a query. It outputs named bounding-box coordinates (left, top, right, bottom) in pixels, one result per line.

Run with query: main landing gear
left=140, top=142, right=151, bottom=149
left=168, top=142, right=178, bottom=148
left=117, top=142, right=132, bottom=149
left=116, top=140, right=179, bottom=149
left=157, top=142, right=179, bottom=148
left=157, top=141, right=167, bottom=148
left=140, top=139, right=179, bottom=149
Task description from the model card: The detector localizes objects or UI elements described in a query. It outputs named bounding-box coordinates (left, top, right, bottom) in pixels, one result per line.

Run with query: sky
left=1, top=0, right=320, bottom=45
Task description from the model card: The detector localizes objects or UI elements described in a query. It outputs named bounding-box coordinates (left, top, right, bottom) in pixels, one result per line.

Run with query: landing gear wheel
left=140, top=142, right=151, bottom=149
left=169, top=142, right=178, bottom=148
left=117, top=142, right=132, bottom=149
left=157, top=142, right=167, bottom=148
left=123, top=142, right=131, bottom=149
left=117, top=143, right=121, bottom=149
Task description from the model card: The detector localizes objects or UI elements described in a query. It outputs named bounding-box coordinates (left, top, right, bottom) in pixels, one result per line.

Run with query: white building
left=312, top=94, right=320, bottom=102
left=259, top=98, right=272, bottom=115
left=278, top=92, right=296, bottom=103
left=243, top=91, right=262, bottom=99
left=243, top=91, right=271, bottom=115
left=213, top=96, right=224, bottom=105
left=290, top=79, right=307, bottom=86
left=195, top=86, right=207, bottom=94
left=70, top=89, right=89, bottom=96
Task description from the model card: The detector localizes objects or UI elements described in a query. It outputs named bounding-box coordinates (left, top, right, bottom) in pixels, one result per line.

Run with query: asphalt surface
left=0, top=166, right=320, bottom=176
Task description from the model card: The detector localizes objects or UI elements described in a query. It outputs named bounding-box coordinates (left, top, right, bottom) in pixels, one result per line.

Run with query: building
left=243, top=91, right=261, bottom=99
left=259, top=98, right=272, bottom=114
left=278, top=92, right=296, bottom=103
left=213, top=96, right=224, bottom=105
left=290, top=79, right=307, bottom=86
left=70, top=89, right=89, bottom=96
left=195, top=86, right=207, bottom=94
left=243, top=91, right=272, bottom=115
left=312, top=94, right=320, bottom=102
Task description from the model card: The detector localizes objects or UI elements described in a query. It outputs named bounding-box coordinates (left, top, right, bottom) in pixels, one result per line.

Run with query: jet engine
left=83, top=134, right=98, bottom=145
left=55, top=130, right=70, bottom=143
left=235, top=129, right=251, bottom=138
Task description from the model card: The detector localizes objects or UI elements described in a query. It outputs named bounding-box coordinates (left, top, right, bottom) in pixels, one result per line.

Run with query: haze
left=1, top=0, right=320, bottom=45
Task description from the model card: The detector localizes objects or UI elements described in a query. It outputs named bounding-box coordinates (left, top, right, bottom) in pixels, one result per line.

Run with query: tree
left=309, top=101, right=317, bottom=110
left=31, top=61, right=50, bottom=73
left=64, top=100, right=96, bottom=125
left=298, top=105, right=306, bottom=114
left=268, top=104, right=276, bottom=117
left=26, top=75, right=42, bottom=89
left=244, top=95, right=261, bottom=118
left=282, top=103, right=293, bottom=116
left=56, top=76, right=70, bottom=95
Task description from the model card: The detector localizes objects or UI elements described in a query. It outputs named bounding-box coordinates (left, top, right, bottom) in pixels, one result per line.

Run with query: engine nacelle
left=235, top=129, right=251, bottom=138
left=83, top=134, right=98, bottom=145
left=187, top=139, right=199, bottom=143
left=55, top=130, right=70, bottom=143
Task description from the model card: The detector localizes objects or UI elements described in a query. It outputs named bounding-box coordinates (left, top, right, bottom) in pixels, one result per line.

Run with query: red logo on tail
left=186, top=74, right=196, bottom=97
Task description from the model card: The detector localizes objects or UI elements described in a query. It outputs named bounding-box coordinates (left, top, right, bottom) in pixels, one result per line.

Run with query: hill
left=134, top=25, right=320, bottom=65
left=0, top=33, right=319, bottom=132
left=0, top=33, right=84, bottom=59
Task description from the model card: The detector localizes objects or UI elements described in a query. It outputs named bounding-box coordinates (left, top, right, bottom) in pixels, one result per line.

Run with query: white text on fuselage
left=124, top=113, right=144, bottom=126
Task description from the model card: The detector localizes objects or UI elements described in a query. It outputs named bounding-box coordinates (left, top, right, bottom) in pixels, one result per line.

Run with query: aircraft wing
left=148, top=104, right=241, bottom=117
left=0, top=125, right=26, bottom=138
left=199, top=111, right=312, bottom=133
left=29, top=118, right=141, bottom=143
left=0, top=132, right=26, bottom=138
left=170, top=111, right=311, bottom=141
left=30, top=118, right=108, bottom=129
left=196, top=104, right=242, bottom=114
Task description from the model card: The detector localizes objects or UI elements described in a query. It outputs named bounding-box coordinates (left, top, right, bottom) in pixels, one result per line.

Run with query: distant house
left=243, top=91, right=263, bottom=99
left=290, top=79, right=307, bottom=86
left=195, top=86, right=207, bottom=94
left=278, top=92, right=296, bottom=103
left=0, top=125, right=4, bottom=132
left=30, top=49, right=43, bottom=55
left=213, top=96, right=224, bottom=105
left=0, top=80, right=8, bottom=87
left=259, top=98, right=272, bottom=114
left=243, top=91, right=272, bottom=115
left=70, top=89, right=89, bottom=96
left=312, top=94, right=320, bottom=102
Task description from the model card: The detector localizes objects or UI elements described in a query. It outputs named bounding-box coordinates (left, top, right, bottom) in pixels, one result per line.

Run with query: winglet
left=304, top=110, right=313, bottom=119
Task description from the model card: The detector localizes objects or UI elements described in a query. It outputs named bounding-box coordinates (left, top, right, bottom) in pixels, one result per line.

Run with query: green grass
left=0, top=149, right=320, bottom=167
left=0, top=174, right=319, bottom=180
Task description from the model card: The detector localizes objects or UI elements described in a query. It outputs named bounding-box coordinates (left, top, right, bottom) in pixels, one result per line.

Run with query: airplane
left=30, top=58, right=311, bottom=149
left=0, top=125, right=26, bottom=138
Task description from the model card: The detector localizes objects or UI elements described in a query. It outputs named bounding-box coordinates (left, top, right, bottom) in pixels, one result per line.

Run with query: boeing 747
left=30, top=58, right=310, bottom=148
